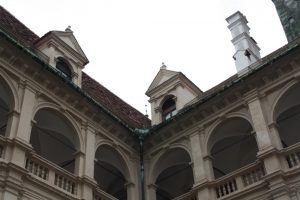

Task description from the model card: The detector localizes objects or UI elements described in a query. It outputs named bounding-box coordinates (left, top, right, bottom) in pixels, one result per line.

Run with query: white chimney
left=226, top=11, right=261, bottom=76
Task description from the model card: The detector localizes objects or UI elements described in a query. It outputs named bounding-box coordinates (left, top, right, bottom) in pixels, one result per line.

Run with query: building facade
left=1, top=1, right=300, bottom=200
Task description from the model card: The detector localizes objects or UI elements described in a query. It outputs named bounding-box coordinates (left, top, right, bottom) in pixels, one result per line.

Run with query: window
left=162, top=97, right=176, bottom=121
left=56, top=57, right=72, bottom=80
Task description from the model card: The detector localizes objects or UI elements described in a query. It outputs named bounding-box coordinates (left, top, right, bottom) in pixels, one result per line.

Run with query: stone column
left=147, top=184, right=157, bottom=200
left=189, top=128, right=208, bottom=182
left=126, top=182, right=136, bottom=200
left=246, top=91, right=289, bottom=200
left=83, top=123, right=96, bottom=178
left=189, top=127, right=213, bottom=200
left=15, top=83, right=36, bottom=143
left=10, top=83, right=36, bottom=167
left=80, top=123, right=96, bottom=200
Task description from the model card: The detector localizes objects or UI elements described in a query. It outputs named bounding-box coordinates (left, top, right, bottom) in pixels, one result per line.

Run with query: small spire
left=65, top=25, right=72, bottom=32
left=161, top=62, right=167, bottom=69
left=145, top=104, right=149, bottom=118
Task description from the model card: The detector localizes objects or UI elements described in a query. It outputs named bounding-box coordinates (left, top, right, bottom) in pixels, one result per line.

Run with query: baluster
left=294, top=152, right=300, bottom=166
left=215, top=187, right=220, bottom=198
left=54, top=174, right=58, bottom=185
left=291, top=153, right=297, bottom=167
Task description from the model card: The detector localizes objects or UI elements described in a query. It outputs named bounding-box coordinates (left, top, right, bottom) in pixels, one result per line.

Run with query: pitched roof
left=0, top=6, right=39, bottom=47
left=0, top=5, right=151, bottom=129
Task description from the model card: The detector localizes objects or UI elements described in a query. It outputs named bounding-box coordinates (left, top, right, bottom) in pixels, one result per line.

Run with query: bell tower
left=272, top=0, right=300, bottom=42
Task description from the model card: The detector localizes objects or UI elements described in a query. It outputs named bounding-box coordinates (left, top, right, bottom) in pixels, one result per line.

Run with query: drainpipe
left=135, top=128, right=149, bottom=200
left=139, top=135, right=145, bottom=200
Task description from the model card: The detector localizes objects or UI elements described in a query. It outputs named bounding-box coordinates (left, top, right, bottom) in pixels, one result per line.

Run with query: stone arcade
left=1, top=1, right=300, bottom=200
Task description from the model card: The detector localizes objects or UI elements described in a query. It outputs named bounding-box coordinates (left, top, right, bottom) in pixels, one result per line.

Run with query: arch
left=30, top=107, right=81, bottom=173
left=56, top=57, right=73, bottom=80
left=94, top=140, right=132, bottom=181
left=271, top=80, right=299, bottom=122
left=32, top=102, right=84, bottom=152
left=0, top=68, right=19, bottom=111
left=94, top=143, right=130, bottom=200
left=273, top=81, right=300, bottom=147
left=0, top=73, right=17, bottom=136
left=152, top=147, right=194, bottom=200
left=205, top=112, right=252, bottom=155
left=207, top=117, right=258, bottom=179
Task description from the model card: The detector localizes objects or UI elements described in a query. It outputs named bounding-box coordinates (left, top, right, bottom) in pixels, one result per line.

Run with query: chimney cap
left=226, top=11, right=248, bottom=25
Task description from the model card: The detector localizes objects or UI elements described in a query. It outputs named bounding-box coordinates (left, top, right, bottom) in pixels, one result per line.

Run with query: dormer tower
left=226, top=11, right=261, bottom=76
left=272, top=0, right=300, bottom=42
left=34, top=27, right=89, bottom=87
left=146, top=64, right=202, bottom=125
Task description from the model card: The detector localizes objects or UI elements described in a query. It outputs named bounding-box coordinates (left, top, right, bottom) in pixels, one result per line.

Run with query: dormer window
left=56, top=57, right=72, bottom=80
left=162, top=96, right=177, bottom=121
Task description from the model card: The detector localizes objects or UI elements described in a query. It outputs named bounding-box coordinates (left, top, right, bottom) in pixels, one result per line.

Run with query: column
left=189, top=129, right=206, bottom=183
left=10, top=83, right=36, bottom=167
left=147, top=184, right=157, bottom=200
left=80, top=123, right=96, bottom=200
left=246, top=91, right=289, bottom=200
left=189, top=127, right=213, bottom=200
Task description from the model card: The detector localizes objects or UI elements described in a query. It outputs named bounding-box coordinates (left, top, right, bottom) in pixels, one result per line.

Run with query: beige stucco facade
left=1, top=4, right=300, bottom=200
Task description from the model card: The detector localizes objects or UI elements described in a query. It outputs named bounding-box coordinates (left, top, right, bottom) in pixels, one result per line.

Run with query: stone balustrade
left=25, top=152, right=78, bottom=196
left=173, top=190, right=197, bottom=200
left=94, top=187, right=119, bottom=200
left=282, top=143, right=300, bottom=169
left=213, top=162, right=265, bottom=199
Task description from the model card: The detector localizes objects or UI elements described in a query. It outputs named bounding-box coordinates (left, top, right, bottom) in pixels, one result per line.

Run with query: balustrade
left=94, top=188, right=119, bottom=200
left=213, top=162, right=265, bottom=199
left=173, top=190, right=197, bottom=200
left=25, top=152, right=78, bottom=196
left=283, top=144, right=300, bottom=168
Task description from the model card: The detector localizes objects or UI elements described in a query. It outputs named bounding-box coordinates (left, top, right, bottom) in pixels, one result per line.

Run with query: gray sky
left=2, top=0, right=287, bottom=115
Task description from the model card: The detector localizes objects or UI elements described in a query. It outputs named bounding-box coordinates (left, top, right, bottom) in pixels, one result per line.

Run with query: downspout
left=135, top=128, right=149, bottom=200
left=139, top=135, right=145, bottom=200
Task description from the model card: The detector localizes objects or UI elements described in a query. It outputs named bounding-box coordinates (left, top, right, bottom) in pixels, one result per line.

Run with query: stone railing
left=173, top=190, right=197, bottom=200
left=25, top=152, right=78, bottom=196
left=212, top=162, right=265, bottom=199
left=94, top=187, right=119, bottom=200
left=281, top=143, right=300, bottom=169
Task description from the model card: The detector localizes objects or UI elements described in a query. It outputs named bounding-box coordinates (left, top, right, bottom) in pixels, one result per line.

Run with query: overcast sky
left=2, top=0, right=287, bottom=116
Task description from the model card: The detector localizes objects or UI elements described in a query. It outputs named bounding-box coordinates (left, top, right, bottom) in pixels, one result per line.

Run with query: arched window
left=94, top=145, right=127, bottom=200
left=275, top=83, right=300, bottom=147
left=30, top=109, right=79, bottom=173
left=162, top=96, right=176, bottom=121
left=56, top=57, right=72, bottom=80
left=208, top=118, right=258, bottom=179
left=0, top=79, right=12, bottom=136
left=154, top=148, right=194, bottom=200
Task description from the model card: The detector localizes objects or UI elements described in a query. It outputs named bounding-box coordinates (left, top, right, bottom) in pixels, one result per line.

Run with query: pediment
left=146, top=68, right=179, bottom=96
left=53, top=31, right=87, bottom=60
left=34, top=30, right=89, bottom=65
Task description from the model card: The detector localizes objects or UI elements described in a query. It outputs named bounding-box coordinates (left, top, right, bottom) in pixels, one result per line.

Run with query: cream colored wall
left=144, top=57, right=300, bottom=200
left=0, top=39, right=140, bottom=200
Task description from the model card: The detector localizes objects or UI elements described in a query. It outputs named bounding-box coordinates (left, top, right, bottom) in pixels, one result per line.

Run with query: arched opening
left=30, top=109, right=79, bottom=173
left=56, top=57, right=72, bottom=80
left=209, top=118, right=258, bottom=179
left=161, top=96, right=176, bottom=121
left=0, top=79, right=12, bottom=136
left=275, top=83, right=300, bottom=147
left=155, top=148, right=194, bottom=200
left=94, top=145, right=127, bottom=200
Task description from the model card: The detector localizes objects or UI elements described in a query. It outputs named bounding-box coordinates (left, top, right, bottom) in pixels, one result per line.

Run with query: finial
left=161, top=62, right=167, bottom=69
left=65, top=25, right=72, bottom=32
left=145, top=104, right=149, bottom=118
